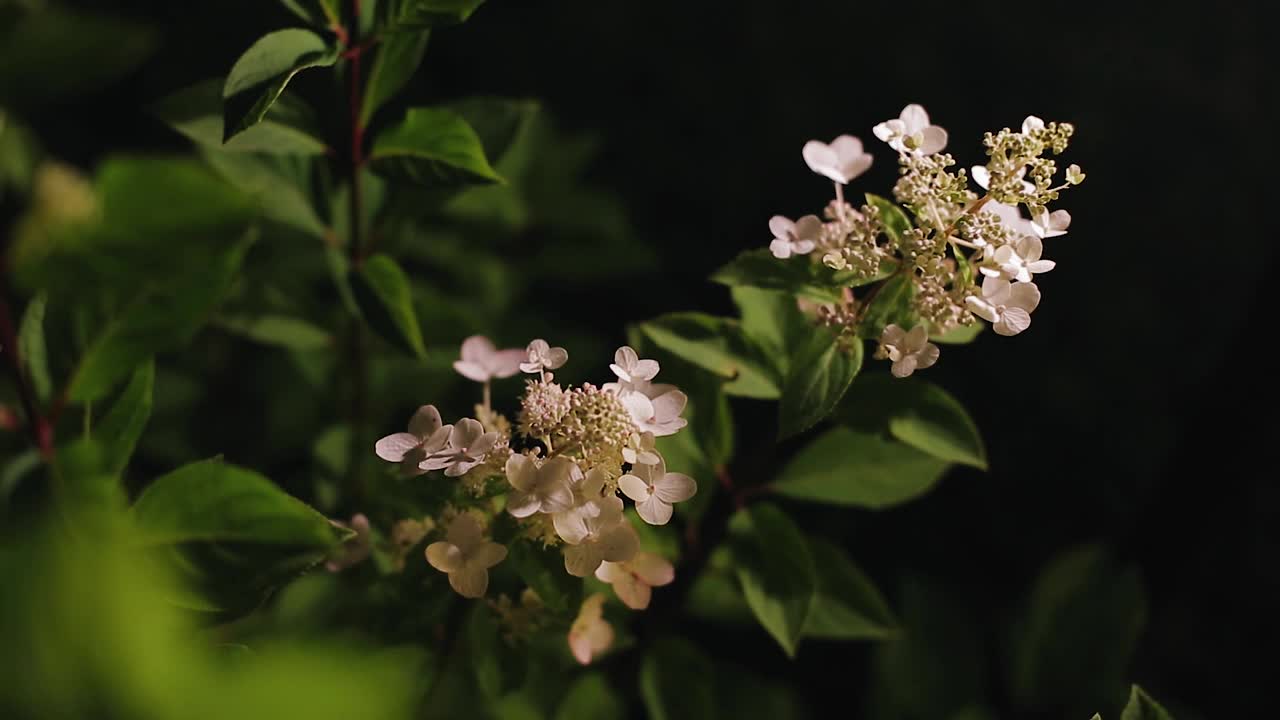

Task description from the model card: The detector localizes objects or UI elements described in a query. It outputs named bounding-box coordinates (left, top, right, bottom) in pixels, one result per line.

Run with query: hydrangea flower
left=618, top=381, right=688, bottom=437
left=801, top=135, right=873, bottom=184
left=374, top=405, right=452, bottom=476
left=568, top=593, right=614, bottom=665
left=965, top=277, right=1042, bottom=336
left=505, top=454, right=575, bottom=518
left=425, top=514, right=507, bottom=598
left=619, top=456, right=696, bottom=526
left=982, top=201, right=1037, bottom=238
left=424, top=418, right=500, bottom=477
left=595, top=551, right=675, bottom=610
left=873, top=104, right=948, bottom=155
left=553, top=466, right=608, bottom=543
left=562, top=495, right=639, bottom=577
left=609, top=346, right=659, bottom=384
left=520, top=338, right=568, bottom=375
left=878, top=324, right=940, bottom=378
left=768, top=215, right=822, bottom=259
left=453, top=335, right=526, bottom=383
left=970, top=165, right=1034, bottom=194
left=1031, top=207, right=1071, bottom=238
left=982, top=236, right=1055, bottom=283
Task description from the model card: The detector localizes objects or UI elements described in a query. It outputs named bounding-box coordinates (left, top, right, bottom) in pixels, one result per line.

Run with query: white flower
left=520, top=338, right=568, bottom=375
left=618, top=380, right=688, bottom=437
left=568, top=593, right=614, bottom=665
left=374, top=405, right=452, bottom=476
left=768, top=214, right=821, bottom=259
left=425, top=514, right=507, bottom=598
left=504, top=454, right=575, bottom=518
left=981, top=236, right=1055, bottom=283
left=971, top=165, right=1034, bottom=194
left=622, top=431, right=660, bottom=466
left=326, top=513, right=372, bottom=572
left=878, top=324, right=940, bottom=379
left=562, top=495, right=639, bottom=577
left=1022, top=115, right=1045, bottom=133
left=609, top=345, right=660, bottom=384
left=801, top=135, right=873, bottom=184
left=1031, top=207, right=1071, bottom=238
left=595, top=551, right=675, bottom=610
left=552, top=466, right=608, bottom=544
left=619, top=456, right=696, bottom=526
left=453, top=335, right=525, bottom=383
left=965, top=277, right=1042, bottom=337
left=982, top=201, right=1037, bottom=239
left=423, top=418, right=499, bottom=477
left=873, top=104, right=948, bottom=155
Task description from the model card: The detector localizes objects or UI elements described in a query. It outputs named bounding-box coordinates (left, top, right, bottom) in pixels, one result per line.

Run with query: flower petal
left=768, top=215, right=795, bottom=240
left=900, top=104, right=929, bottom=132
left=375, top=433, right=420, bottom=462
left=630, top=552, right=675, bottom=587
left=564, top=543, right=603, bottom=577
left=995, top=307, right=1032, bottom=336
left=971, top=165, right=991, bottom=190
left=449, top=566, right=489, bottom=598
left=618, top=473, right=650, bottom=503
left=507, top=490, right=542, bottom=518
left=598, top=523, right=640, bottom=561
left=654, top=473, right=696, bottom=503
left=769, top=238, right=793, bottom=259
left=636, top=495, right=673, bottom=526
left=918, top=126, right=948, bottom=155
left=469, top=542, right=508, bottom=569
left=544, top=346, right=569, bottom=370
left=447, top=514, right=483, bottom=550
left=407, top=405, right=443, bottom=438
left=488, top=349, right=527, bottom=378
left=612, top=572, right=651, bottom=610
left=460, top=335, right=496, bottom=363
left=1008, top=281, right=1042, bottom=312
left=425, top=541, right=463, bottom=573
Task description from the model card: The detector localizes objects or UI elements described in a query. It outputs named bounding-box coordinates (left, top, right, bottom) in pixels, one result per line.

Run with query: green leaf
left=840, top=375, right=986, bottom=469
left=639, top=312, right=780, bottom=399
left=222, top=29, right=339, bottom=142
left=0, top=109, right=40, bottom=199
left=95, top=360, right=154, bottom=476
left=443, top=97, right=540, bottom=167
left=360, top=30, right=431, bottom=125
left=778, top=329, right=863, bottom=439
left=1009, top=544, right=1147, bottom=714
left=712, top=248, right=884, bottom=302
left=278, top=0, right=339, bottom=25
left=1121, top=685, right=1175, bottom=720
left=17, top=293, right=52, bottom=403
left=554, top=673, right=625, bottom=720
left=214, top=313, right=332, bottom=351
left=154, top=79, right=327, bottom=155
left=856, top=273, right=916, bottom=338
left=132, top=458, right=347, bottom=614
left=773, top=427, right=949, bottom=509
left=133, top=458, right=343, bottom=547
left=369, top=107, right=503, bottom=186
left=803, top=537, right=897, bottom=640
left=382, top=0, right=488, bottom=31
left=728, top=502, right=817, bottom=657
left=640, top=637, right=717, bottom=720
left=931, top=321, right=983, bottom=345
left=202, top=151, right=327, bottom=237
left=66, top=230, right=256, bottom=403
left=507, top=540, right=579, bottom=614
left=350, top=254, right=427, bottom=358
left=865, top=193, right=912, bottom=242
left=731, top=286, right=809, bottom=378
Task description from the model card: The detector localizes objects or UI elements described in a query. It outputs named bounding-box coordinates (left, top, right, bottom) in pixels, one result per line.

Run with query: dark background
left=22, top=0, right=1278, bottom=716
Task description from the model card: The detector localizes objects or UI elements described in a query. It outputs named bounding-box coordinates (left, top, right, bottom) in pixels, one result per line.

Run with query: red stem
left=347, top=0, right=365, bottom=265
left=0, top=276, right=54, bottom=460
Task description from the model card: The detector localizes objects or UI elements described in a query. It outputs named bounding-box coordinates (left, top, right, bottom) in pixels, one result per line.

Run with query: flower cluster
left=768, top=104, right=1082, bottom=377
left=370, top=336, right=698, bottom=662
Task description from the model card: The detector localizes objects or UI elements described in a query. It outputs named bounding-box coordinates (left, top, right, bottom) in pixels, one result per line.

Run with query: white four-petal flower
left=552, top=466, right=608, bottom=544
left=879, top=324, right=941, bottom=378
left=619, top=456, right=696, bottom=526
left=423, top=418, right=500, bottom=477
left=595, top=551, right=675, bottom=610
left=453, top=335, right=526, bottom=383
left=520, top=338, right=569, bottom=375
left=768, top=214, right=822, bottom=259
left=873, top=104, right=948, bottom=155
left=610, top=345, right=660, bottom=384
left=982, top=236, right=1055, bottom=283
left=801, top=135, right=873, bottom=184
left=562, top=495, right=639, bottom=577
left=965, top=276, right=1042, bottom=337
left=374, top=405, right=452, bottom=476
left=618, top=381, right=688, bottom=437
left=425, top=514, right=508, bottom=598
left=1031, top=207, right=1071, bottom=238
left=504, top=454, right=576, bottom=519
left=568, top=593, right=614, bottom=665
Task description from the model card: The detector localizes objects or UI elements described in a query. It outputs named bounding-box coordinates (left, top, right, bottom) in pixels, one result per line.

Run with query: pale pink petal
left=449, top=566, right=489, bottom=598
left=425, top=542, right=463, bottom=573
left=451, top=419, right=484, bottom=449
left=966, top=296, right=998, bottom=323
left=916, top=343, right=940, bottom=370
left=630, top=552, right=675, bottom=587
left=554, top=511, right=591, bottom=544
left=598, top=523, right=640, bottom=561
left=375, top=433, right=420, bottom=462
left=422, top=425, right=452, bottom=454
left=446, top=514, right=482, bottom=550
left=769, top=238, right=793, bottom=259
left=1008, top=282, right=1042, bottom=312
left=487, top=349, right=527, bottom=378
left=618, top=473, right=651, bottom=503
left=544, top=346, right=568, bottom=370
left=631, top=359, right=660, bottom=381
left=793, top=215, right=824, bottom=240
left=612, top=572, right=651, bottom=610
left=900, top=104, right=929, bottom=133
left=460, top=335, right=497, bottom=363
left=971, top=166, right=991, bottom=190
left=654, top=473, right=696, bottom=503
left=507, top=490, right=542, bottom=518
left=636, top=495, right=673, bottom=526
left=995, top=307, right=1032, bottom=336
left=505, top=454, right=537, bottom=492
left=768, top=215, right=795, bottom=240
left=802, top=142, right=839, bottom=181
left=469, top=542, right=508, bottom=569
left=469, top=431, right=499, bottom=457
left=595, top=561, right=626, bottom=583
left=564, top=543, right=602, bottom=577
left=918, top=126, right=948, bottom=155
left=407, top=405, right=443, bottom=438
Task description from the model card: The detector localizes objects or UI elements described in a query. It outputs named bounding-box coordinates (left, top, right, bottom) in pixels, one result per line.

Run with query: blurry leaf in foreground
left=640, top=636, right=717, bottom=720
left=802, top=537, right=896, bottom=641
left=1121, top=685, right=1175, bottom=720
left=840, top=374, right=987, bottom=470
left=351, top=253, right=428, bottom=358
left=728, top=502, right=816, bottom=657
left=222, top=29, right=338, bottom=141
left=773, top=426, right=949, bottom=509
left=154, top=79, right=327, bottom=155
